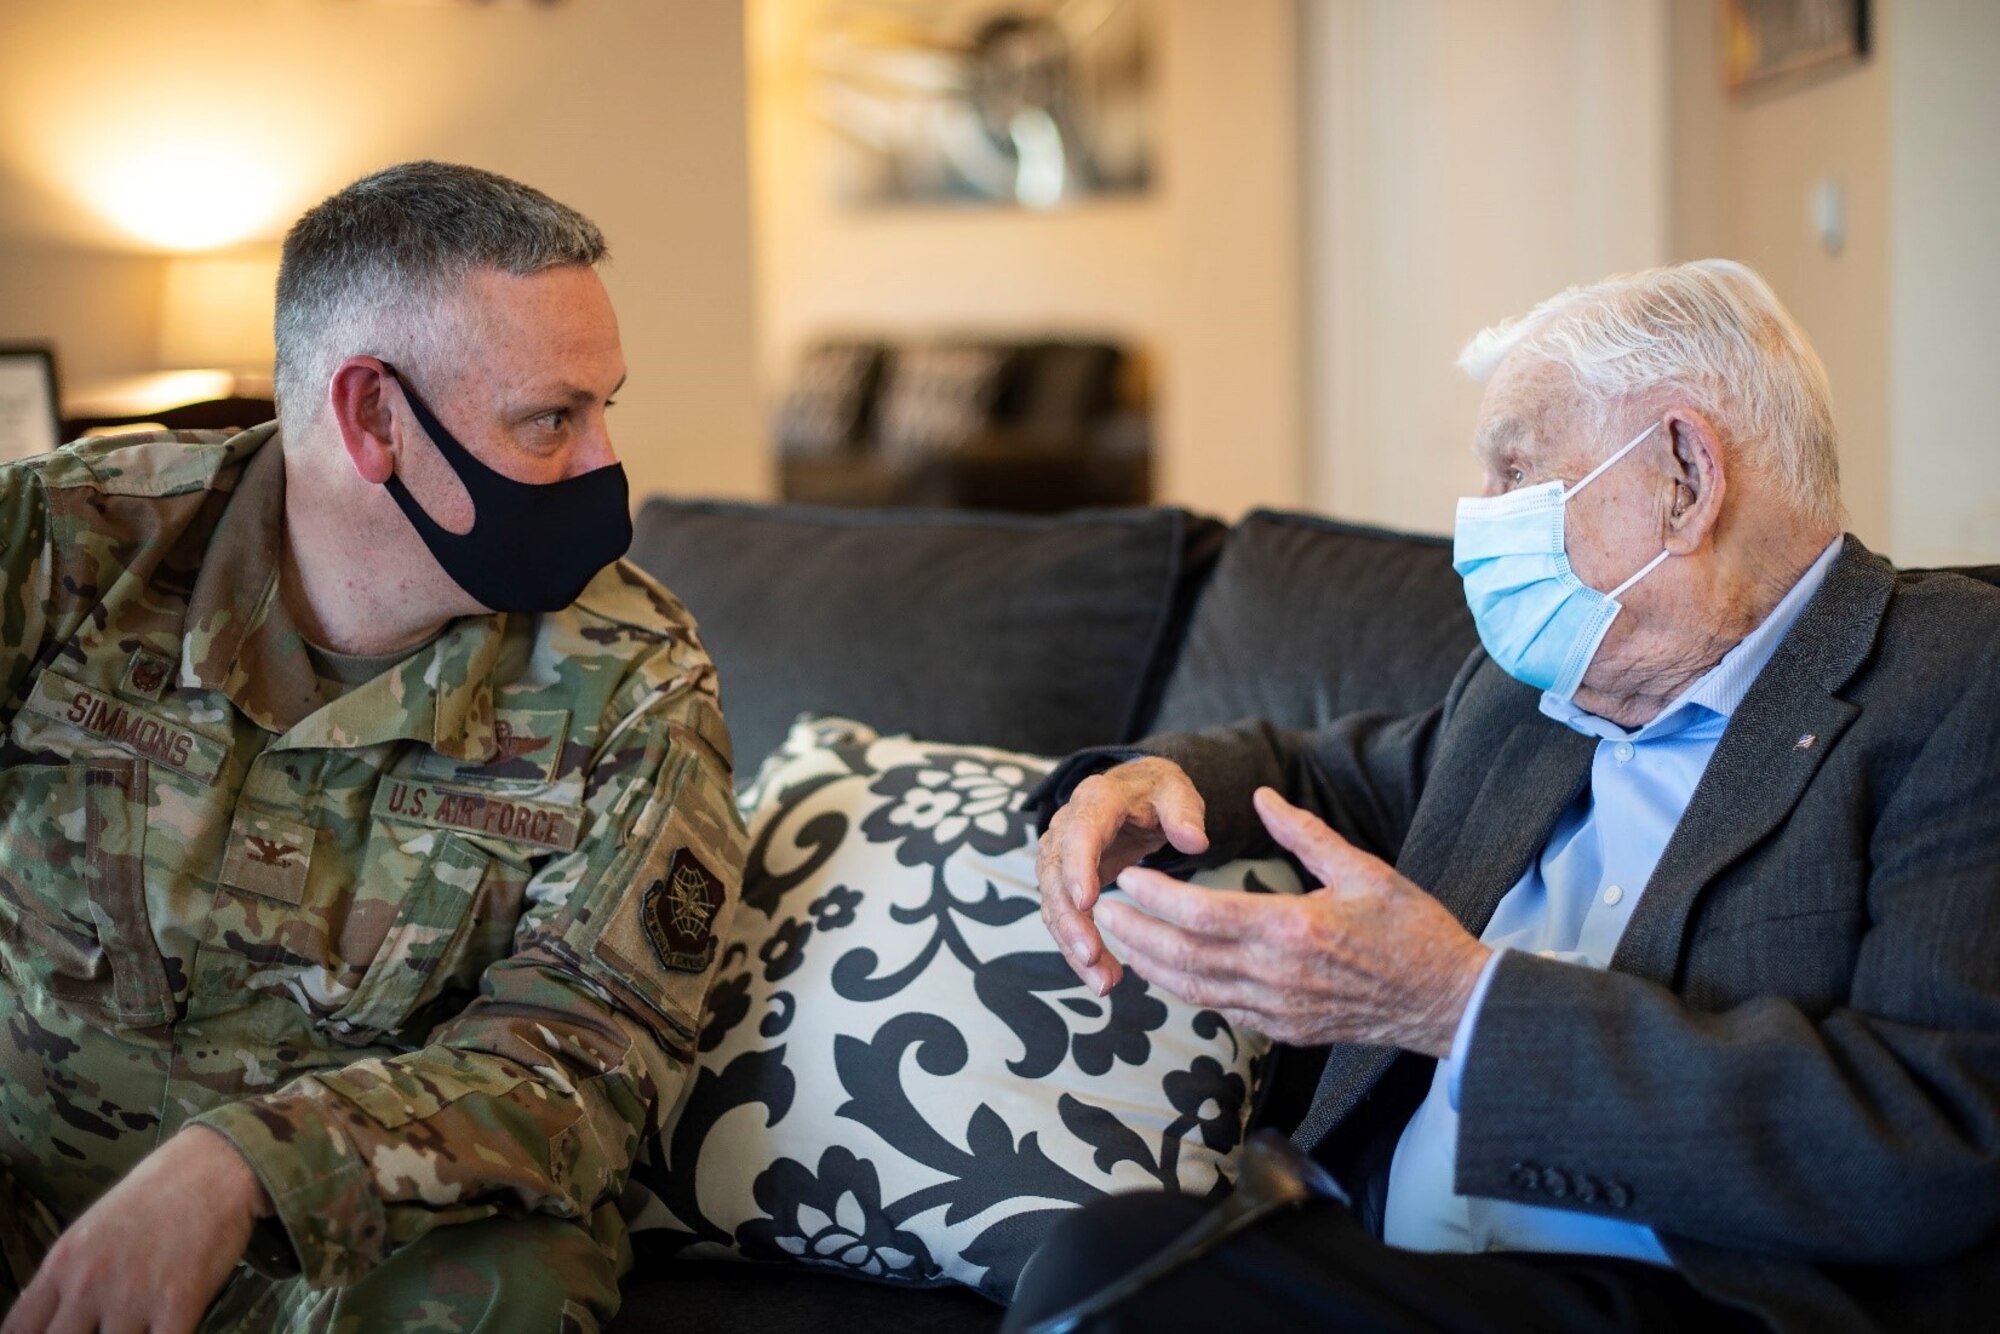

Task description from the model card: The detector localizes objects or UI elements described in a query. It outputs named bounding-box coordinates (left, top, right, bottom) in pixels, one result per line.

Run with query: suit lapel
left=1611, top=540, right=1893, bottom=983
left=1426, top=720, right=1596, bottom=933
left=1294, top=538, right=1897, bottom=1154
left=1294, top=706, right=1594, bottom=1152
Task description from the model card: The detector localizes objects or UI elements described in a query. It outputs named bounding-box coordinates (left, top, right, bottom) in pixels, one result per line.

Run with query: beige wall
left=747, top=0, right=1304, bottom=518
left=1671, top=0, right=2000, bottom=564
left=0, top=245, right=163, bottom=389
left=1668, top=0, right=1893, bottom=549
left=0, top=0, right=762, bottom=504
left=1301, top=0, right=1670, bottom=536
left=1890, top=0, right=2000, bottom=564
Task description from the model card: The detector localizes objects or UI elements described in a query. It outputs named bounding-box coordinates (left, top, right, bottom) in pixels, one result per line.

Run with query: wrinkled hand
left=1095, top=787, right=1490, bottom=1057
left=3, top=1125, right=270, bottom=1334
left=1036, top=757, right=1210, bottom=995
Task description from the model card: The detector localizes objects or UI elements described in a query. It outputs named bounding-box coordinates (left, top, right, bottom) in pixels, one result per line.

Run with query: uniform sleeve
left=0, top=461, right=52, bottom=721
left=194, top=662, right=748, bottom=1288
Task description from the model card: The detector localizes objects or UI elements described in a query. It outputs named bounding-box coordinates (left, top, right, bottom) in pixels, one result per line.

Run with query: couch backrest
left=1917, top=563, right=2000, bottom=589
left=628, top=499, right=1223, bottom=773
left=1144, top=510, right=1480, bottom=736
left=630, top=496, right=2000, bottom=775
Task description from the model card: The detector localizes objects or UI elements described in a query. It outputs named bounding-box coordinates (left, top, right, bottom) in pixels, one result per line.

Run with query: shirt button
left=1613, top=742, right=1636, bottom=764
left=1603, top=885, right=1624, bottom=906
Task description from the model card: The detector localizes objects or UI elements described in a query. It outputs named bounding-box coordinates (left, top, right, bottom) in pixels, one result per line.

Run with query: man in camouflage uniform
left=0, top=163, right=746, bottom=1332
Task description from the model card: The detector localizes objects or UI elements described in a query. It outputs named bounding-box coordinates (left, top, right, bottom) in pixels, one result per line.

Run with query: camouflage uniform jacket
left=0, top=424, right=745, bottom=1288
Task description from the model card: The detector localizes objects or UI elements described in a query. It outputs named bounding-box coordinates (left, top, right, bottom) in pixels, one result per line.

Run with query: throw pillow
left=628, top=718, right=1301, bottom=1302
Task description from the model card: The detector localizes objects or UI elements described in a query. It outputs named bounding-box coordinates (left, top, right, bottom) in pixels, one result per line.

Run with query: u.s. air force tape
left=371, top=777, right=582, bottom=852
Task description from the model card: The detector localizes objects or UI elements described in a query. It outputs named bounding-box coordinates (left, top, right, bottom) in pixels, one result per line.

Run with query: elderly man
left=1014, top=261, right=2000, bottom=1332
left=0, top=163, right=744, bottom=1332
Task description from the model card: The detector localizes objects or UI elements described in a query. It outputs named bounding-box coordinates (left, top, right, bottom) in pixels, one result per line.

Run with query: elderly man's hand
left=2, top=1125, right=270, bottom=1334
left=1036, top=757, right=1210, bottom=996
left=1095, top=787, right=1491, bottom=1056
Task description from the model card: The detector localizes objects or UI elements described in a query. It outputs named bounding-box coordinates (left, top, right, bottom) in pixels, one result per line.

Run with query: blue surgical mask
left=1452, top=421, right=1671, bottom=701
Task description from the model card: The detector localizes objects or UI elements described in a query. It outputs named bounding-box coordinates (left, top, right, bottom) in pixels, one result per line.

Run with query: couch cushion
left=629, top=500, right=1221, bottom=774
left=628, top=719, right=1298, bottom=1303
left=1148, top=511, right=1480, bottom=735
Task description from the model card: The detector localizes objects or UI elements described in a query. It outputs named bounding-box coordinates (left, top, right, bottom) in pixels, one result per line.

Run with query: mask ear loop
left=1562, top=420, right=1661, bottom=500
left=1608, top=548, right=1672, bottom=599
left=1565, top=418, right=1672, bottom=599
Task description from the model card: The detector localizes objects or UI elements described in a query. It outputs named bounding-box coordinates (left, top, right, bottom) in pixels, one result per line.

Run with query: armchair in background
left=774, top=337, right=1150, bottom=512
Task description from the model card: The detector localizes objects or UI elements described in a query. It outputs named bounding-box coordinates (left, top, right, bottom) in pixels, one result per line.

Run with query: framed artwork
left=813, top=0, right=1153, bottom=210
left=1721, top=0, right=1869, bottom=94
left=0, top=345, right=62, bottom=462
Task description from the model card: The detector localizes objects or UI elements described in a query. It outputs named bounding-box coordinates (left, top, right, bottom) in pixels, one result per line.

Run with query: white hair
left=1458, top=259, right=1843, bottom=528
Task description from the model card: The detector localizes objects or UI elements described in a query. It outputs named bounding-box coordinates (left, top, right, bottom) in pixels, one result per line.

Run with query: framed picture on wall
left=813, top=0, right=1154, bottom=210
left=1721, top=0, right=1869, bottom=93
left=0, top=345, right=62, bottom=461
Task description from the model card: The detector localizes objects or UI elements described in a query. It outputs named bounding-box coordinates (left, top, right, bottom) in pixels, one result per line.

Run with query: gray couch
left=610, top=497, right=2000, bottom=1331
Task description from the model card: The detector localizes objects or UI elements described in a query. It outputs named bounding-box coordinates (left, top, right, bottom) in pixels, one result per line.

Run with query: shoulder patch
left=641, top=847, right=725, bottom=973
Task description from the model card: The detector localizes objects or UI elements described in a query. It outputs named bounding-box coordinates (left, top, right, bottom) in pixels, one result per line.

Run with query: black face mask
left=380, top=365, right=633, bottom=614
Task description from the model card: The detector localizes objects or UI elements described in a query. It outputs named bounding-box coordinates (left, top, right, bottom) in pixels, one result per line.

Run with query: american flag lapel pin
left=1794, top=733, right=1817, bottom=750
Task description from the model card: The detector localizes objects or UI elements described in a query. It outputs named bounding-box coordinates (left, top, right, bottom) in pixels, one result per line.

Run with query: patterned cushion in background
left=774, top=341, right=884, bottom=458
left=629, top=719, right=1301, bottom=1302
left=874, top=344, right=1013, bottom=459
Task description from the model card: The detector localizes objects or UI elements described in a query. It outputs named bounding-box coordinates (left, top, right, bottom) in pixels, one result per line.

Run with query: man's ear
left=1662, top=409, right=1726, bottom=554
left=328, top=357, right=398, bottom=486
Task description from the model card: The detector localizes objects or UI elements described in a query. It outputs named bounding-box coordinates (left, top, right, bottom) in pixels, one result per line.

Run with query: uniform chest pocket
left=315, top=830, right=503, bottom=1046
left=0, top=759, right=174, bottom=1028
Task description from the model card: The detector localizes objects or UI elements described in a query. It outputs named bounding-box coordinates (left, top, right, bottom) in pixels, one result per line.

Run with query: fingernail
left=1066, top=930, right=1094, bottom=961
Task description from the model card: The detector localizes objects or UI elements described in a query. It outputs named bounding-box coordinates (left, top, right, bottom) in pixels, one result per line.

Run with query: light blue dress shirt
left=1381, top=537, right=1843, bottom=1262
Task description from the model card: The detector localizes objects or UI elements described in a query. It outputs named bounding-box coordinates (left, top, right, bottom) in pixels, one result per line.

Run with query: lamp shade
left=157, top=249, right=279, bottom=372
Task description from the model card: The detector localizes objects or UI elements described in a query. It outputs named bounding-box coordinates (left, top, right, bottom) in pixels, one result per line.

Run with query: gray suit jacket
left=1041, top=538, right=2000, bottom=1331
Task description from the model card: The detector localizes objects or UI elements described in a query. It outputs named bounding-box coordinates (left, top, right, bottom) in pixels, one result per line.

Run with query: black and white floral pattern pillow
left=628, top=718, right=1301, bottom=1302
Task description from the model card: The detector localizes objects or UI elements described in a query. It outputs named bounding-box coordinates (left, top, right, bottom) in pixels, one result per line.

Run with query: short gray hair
left=274, top=160, right=607, bottom=433
left=1458, top=259, right=1843, bottom=528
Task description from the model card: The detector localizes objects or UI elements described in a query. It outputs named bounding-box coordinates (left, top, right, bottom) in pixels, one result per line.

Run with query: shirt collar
left=181, top=424, right=510, bottom=757
left=271, top=614, right=507, bottom=759
left=1541, top=536, right=1845, bottom=742
left=181, top=425, right=325, bottom=732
